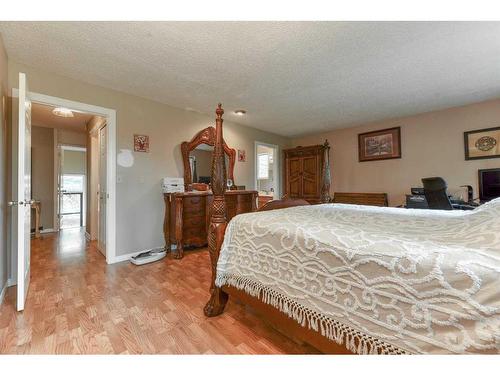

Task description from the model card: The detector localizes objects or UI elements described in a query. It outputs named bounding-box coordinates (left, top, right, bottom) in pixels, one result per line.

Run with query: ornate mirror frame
left=181, top=126, right=236, bottom=189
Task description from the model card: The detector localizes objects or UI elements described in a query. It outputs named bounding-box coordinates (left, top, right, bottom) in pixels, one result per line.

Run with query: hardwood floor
left=0, top=228, right=318, bottom=354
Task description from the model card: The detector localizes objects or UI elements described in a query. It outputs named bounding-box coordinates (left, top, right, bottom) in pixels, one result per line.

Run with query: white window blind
left=62, top=174, right=85, bottom=192
left=257, top=154, right=269, bottom=179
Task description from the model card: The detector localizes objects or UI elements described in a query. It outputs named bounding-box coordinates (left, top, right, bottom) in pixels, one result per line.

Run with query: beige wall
left=293, top=99, right=500, bottom=206
left=0, top=35, right=8, bottom=296
left=58, top=129, right=86, bottom=147
left=8, top=61, right=290, bottom=257
left=31, top=126, right=54, bottom=230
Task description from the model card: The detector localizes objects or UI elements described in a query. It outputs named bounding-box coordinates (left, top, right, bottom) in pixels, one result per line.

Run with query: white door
left=14, top=73, right=32, bottom=311
left=97, top=124, right=107, bottom=256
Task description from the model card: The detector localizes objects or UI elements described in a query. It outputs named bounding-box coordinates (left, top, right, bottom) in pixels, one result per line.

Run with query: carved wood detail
left=174, top=196, right=184, bottom=259
left=204, top=104, right=229, bottom=317
left=200, top=105, right=350, bottom=352
left=321, top=139, right=332, bottom=203
left=181, top=125, right=236, bottom=190
left=162, top=195, right=171, bottom=254
left=199, top=107, right=355, bottom=352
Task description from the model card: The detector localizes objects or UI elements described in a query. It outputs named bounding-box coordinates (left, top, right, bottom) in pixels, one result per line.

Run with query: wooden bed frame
left=333, top=192, right=388, bottom=207
left=201, top=104, right=356, bottom=354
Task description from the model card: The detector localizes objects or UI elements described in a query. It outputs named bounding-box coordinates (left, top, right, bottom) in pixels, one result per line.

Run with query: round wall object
left=117, top=149, right=134, bottom=167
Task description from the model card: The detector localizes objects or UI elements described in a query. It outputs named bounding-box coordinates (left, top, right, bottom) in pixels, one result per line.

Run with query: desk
left=31, top=200, right=41, bottom=238
left=406, top=194, right=480, bottom=210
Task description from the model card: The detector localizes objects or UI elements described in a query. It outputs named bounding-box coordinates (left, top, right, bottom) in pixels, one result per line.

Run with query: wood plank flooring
left=0, top=229, right=318, bottom=354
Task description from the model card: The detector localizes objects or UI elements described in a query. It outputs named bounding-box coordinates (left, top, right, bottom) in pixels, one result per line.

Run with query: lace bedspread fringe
left=216, top=273, right=409, bottom=355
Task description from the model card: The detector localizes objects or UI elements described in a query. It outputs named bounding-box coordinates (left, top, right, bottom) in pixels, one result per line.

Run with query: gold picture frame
left=464, top=126, right=500, bottom=160
left=358, top=127, right=401, bottom=162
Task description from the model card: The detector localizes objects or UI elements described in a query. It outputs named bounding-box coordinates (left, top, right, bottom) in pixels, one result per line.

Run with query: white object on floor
left=130, top=249, right=166, bottom=265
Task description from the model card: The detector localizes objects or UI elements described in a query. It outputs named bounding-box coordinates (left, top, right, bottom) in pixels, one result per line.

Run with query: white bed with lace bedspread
left=215, top=198, right=500, bottom=354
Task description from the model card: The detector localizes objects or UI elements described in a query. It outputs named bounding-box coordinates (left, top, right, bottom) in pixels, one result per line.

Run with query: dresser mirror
left=188, top=144, right=230, bottom=187
left=181, top=126, right=236, bottom=190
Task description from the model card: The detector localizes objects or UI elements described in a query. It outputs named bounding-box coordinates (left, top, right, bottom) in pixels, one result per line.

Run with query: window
left=60, top=174, right=85, bottom=229
left=257, top=153, right=269, bottom=180
left=62, top=174, right=84, bottom=192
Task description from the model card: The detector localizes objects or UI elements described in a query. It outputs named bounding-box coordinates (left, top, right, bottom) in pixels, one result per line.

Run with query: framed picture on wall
left=134, top=134, right=150, bottom=153
left=358, top=127, right=401, bottom=162
left=238, top=149, right=246, bottom=162
left=464, top=126, right=500, bottom=160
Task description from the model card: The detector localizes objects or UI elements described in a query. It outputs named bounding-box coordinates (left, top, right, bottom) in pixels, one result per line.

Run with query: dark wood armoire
left=283, top=141, right=331, bottom=204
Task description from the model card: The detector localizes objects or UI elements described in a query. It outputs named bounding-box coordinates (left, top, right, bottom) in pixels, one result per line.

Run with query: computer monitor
left=479, top=168, right=500, bottom=202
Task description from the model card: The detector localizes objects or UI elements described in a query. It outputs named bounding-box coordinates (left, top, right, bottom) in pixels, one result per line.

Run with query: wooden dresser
left=283, top=141, right=330, bottom=204
left=164, top=190, right=257, bottom=258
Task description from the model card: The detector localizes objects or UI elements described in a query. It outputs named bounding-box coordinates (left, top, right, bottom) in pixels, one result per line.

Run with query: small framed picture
left=238, top=149, right=246, bottom=162
left=464, top=126, right=500, bottom=160
left=134, top=134, right=149, bottom=153
left=358, top=127, right=401, bottom=162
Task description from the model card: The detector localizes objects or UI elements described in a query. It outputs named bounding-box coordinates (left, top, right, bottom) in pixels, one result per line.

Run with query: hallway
left=0, top=230, right=317, bottom=354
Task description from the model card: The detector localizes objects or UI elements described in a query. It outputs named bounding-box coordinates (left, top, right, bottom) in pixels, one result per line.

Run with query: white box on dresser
left=162, top=177, right=185, bottom=193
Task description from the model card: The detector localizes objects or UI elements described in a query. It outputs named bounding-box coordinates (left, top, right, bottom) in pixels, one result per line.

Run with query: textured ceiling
left=1, top=22, right=500, bottom=137
left=32, top=102, right=93, bottom=132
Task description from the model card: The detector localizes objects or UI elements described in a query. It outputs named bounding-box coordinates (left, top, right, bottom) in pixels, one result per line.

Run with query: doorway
left=58, top=145, right=87, bottom=230
left=24, top=92, right=116, bottom=263
left=11, top=83, right=118, bottom=310
left=29, top=101, right=92, bottom=237
left=255, top=142, right=280, bottom=207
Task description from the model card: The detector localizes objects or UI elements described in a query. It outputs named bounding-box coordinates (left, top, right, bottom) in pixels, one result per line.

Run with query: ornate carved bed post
left=321, top=139, right=332, bottom=203
left=204, top=103, right=229, bottom=317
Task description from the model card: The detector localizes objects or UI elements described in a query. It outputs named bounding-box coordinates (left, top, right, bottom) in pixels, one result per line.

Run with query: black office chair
left=421, top=177, right=453, bottom=210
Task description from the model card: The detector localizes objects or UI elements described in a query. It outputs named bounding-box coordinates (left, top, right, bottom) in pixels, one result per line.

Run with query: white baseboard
left=107, top=246, right=166, bottom=265
left=0, top=282, right=7, bottom=305
left=0, top=278, right=14, bottom=305
left=40, top=228, right=57, bottom=234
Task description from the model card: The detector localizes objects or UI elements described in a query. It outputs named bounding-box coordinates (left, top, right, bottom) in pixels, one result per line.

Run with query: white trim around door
left=12, top=89, right=118, bottom=264
left=254, top=141, right=281, bottom=199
